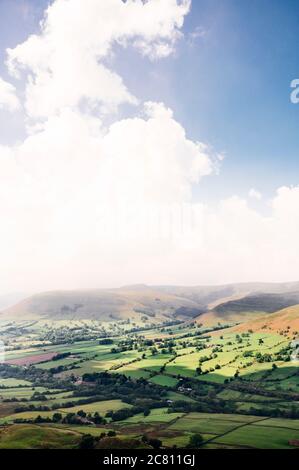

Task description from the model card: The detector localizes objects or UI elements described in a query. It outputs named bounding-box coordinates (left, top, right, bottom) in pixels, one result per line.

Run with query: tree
left=34, top=415, right=43, bottom=423
left=188, top=434, right=204, bottom=448
left=93, top=412, right=105, bottom=425
left=99, top=338, right=113, bottom=345
left=143, top=408, right=151, bottom=417
left=77, top=409, right=87, bottom=418
left=52, top=412, right=62, bottom=423
left=79, top=434, right=95, bottom=449
left=148, top=438, right=162, bottom=449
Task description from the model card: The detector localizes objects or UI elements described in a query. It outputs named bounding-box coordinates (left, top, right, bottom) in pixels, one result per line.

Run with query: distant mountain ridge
left=1, top=281, right=299, bottom=325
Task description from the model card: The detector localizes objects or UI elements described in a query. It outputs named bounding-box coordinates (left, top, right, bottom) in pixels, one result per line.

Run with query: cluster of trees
left=78, top=431, right=205, bottom=450
left=98, top=338, right=114, bottom=345
left=0, top=363, right=73, bottom=391
left=79, top=433, right=144, bottom=450
left=246, top=405, right=299, bottom=419
left=52, top=352, right=72, bottom=361
left=77, top=372, right=168, bottom=404
left=141, top=435, right=162, bottom=449
left=14, top=409, right=107, bottom=426
left=14, top=394, right=124, bottom=414
left=170, top=398, right=237, bottom=415
left=106, top=405, right=151, bottom=422
left=40, top=327, right=100, bottom=345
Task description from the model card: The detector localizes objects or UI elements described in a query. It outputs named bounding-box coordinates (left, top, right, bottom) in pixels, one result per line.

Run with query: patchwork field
left=1, top=315, right=299, bottom=449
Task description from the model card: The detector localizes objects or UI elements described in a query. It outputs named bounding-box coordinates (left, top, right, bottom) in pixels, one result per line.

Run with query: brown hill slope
left=2, top=282, right=299, bottom=325
left=233, top=304, right=299, bottom=337
left=0, top=286, right=204, bottom=322
left=193, top=291, right=299, bottom=327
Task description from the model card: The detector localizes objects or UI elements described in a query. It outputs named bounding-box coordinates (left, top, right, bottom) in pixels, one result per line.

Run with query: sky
left=0, top=0, right=299, bottom=294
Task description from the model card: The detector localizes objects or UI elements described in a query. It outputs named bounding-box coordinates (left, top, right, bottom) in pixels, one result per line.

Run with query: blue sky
left=0, top=0, right=299, bottom=291
left=1, top=0, right=298, bottom=205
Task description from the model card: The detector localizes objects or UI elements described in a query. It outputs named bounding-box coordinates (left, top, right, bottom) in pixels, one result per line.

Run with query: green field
left=0, top=425, right=80, bottom=449
left=59, top=399, right=131, bottom=415
left=1, top=319, right=299, bottom=449
left=213, top=424, right=299, bottom=449
left=149, top=375, right=179, bottom=387
left=0, top=378, right=32, bottom=387
left=122, top=408, right=184, bottom=424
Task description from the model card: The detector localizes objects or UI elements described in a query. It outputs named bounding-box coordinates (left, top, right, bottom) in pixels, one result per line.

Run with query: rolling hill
left=233, top=304, right=299, bottom=336
left=0, top=286, right=205, bottom=323
left=2, top=281, right=299, bottom=325
left=192, top=290, right=299, bottom=327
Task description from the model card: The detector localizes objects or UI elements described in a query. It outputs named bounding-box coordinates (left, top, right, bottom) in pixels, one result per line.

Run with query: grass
left=214, top=424, right=299, bottom=449
left=1, top=326, right=299, bottom=449
left=56, top=424, right=113, bottom=435
left=166, top=391, right=198, bottom=403
left=121, top=408, right=184, bottom=424
left=0, top=387, right=49, bottom=399
left=59, top=399, right=131, bottom=415
left=170, top=417, right=246, bottom=435
left=0, top=399, right=131, bottom=424
left=37, top=358, right=79, bottom=370
left=0, top=424, right=80, bottom=449
left=0, top=378, right=32, bottom=387
left=148, top=375, right=178, bottom=387
left=254, top=418, right=299, bottom=430
left=0, top=411, right=59, bottom=424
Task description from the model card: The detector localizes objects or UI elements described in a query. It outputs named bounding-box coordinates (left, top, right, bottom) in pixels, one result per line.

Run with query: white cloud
left=7, top=0, right=191, bottom=118
left=0, top=0, right=298, bottom=293
left=0, top=76, right=20, bottom=112
left=249, top=188, right=262, bottom=200
left=0, top=99, right=217, bottom=292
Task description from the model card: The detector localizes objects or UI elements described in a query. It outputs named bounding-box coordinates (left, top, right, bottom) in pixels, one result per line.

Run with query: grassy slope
left=195, top=293, right=299, bottom=327
left=233, top=304, right=299, bottom=336
left=0, top=287, right=203, bottom=322
left=4, top=281, right=299, bottom=324
left=0, top=424, right=80, bottom=449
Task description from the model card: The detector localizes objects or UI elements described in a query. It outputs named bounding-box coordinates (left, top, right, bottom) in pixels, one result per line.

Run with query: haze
left=0, top=0, right=299, bottom=296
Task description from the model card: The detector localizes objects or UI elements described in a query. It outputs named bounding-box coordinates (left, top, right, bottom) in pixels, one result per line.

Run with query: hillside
left=0, top=286, right=204, bottom=323
left=2, top=282, right=299, bottom=325
left=156, top=281, right=299, bottom=309
left=193, top=291, right=299, bottom=327
left=233, top=304, right=299, bottom=336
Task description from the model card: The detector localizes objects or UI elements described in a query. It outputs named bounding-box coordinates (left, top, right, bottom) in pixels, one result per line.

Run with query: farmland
left=1, top=312, right=299, bottom=449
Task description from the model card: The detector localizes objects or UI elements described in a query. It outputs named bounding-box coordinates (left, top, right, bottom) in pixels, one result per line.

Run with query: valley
left=1, top=283, right=299, bottom=449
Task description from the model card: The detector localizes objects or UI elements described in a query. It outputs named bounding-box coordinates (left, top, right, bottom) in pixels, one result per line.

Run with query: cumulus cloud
left=0, top=98, right=218, bottom=291
left=7, top=0, right=191, bottom=118
left=0, top=76, right=20, bottom=111
left=0, top=0, right=298, bottom=293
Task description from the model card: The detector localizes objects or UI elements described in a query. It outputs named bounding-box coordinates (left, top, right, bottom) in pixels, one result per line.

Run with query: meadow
left=1, top=319, right=299, bottom=448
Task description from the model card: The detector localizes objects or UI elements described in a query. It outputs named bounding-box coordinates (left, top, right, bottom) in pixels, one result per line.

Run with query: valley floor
left=0, top=318, right=299, bottom=449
